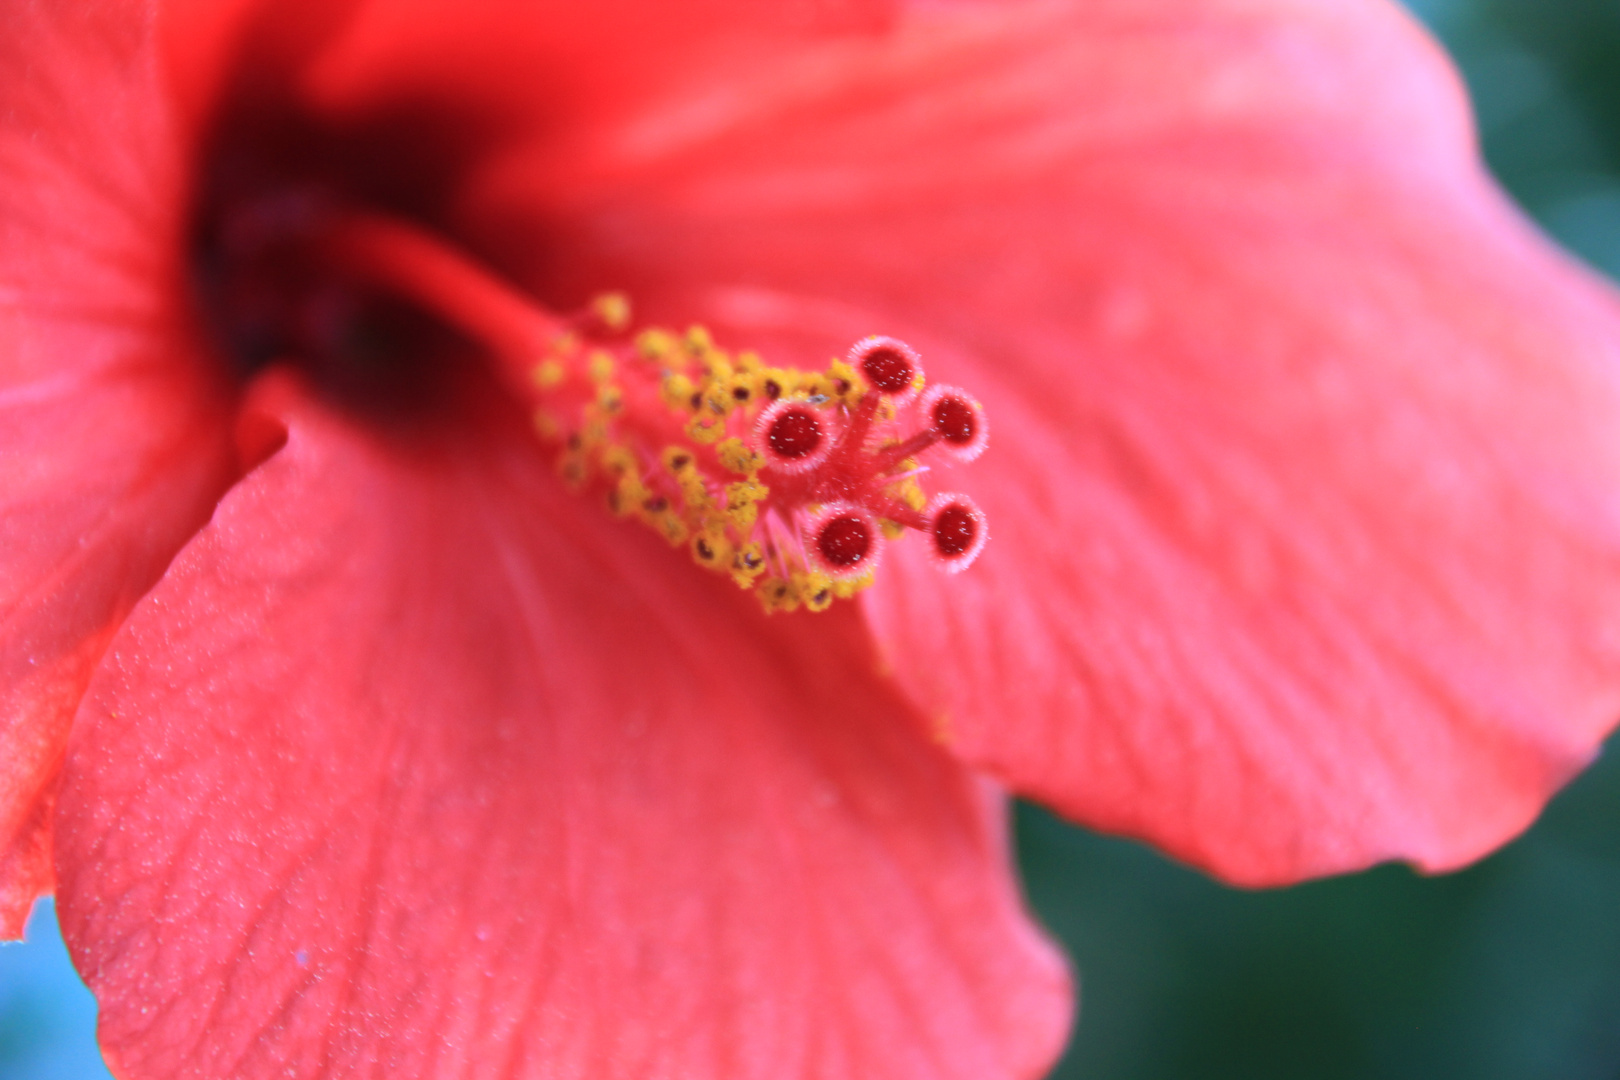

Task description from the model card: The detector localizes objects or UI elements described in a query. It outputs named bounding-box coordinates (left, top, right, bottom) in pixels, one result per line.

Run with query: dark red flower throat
left=191, top=75, right=506, bottom=422
left=190, top=69, right=989, bottom=613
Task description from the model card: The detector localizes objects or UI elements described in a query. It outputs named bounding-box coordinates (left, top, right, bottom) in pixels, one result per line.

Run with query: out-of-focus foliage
left=1411, top=0, right=1620, bottom=276
left=1022, top=747, right=1620, bottom=1079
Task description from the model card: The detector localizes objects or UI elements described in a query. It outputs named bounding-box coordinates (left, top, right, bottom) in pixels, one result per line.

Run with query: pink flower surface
left=5, top=0, right=1620, bottom=1076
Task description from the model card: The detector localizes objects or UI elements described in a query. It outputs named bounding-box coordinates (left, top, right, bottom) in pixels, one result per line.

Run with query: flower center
left=316, top=212, right=993, bottom=612
left=200, top=173, right=991, bottom=611
left=186, top=70, right=984, bottom=611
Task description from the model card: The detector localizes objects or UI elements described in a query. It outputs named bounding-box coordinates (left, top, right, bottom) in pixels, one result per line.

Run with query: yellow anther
left=558, top=452, right=589, bottom=492
left=661, top=372, right=696, bottom=412
left=880, top=454, right=926, bottom=513
left=832, top=568, right=876, bottom=600
left=636, top=491, right=670, bottom=523
left=549, top=331, right=581, bottom=357
left=596, top=385, right=624, bottom=414
left=796, top=571, right=835, bottom=613
left=716, top=438, right=763, bottom=475
left=724, top=478, right=769, bottom=531
left=684, top=325, right=714, bottom=355
left=827, top=359, right=866, bottom=407
left=901, top=480, right=926, bottom=511
left=636, top=327, right=681, bottom=363
left=654, top=510, right=690, bottom=547
left=591, top=292, right=631, bottom=331
left=722, top=372, right=757, bottom=408
left=880, top=518, right=906, bottom=540
left=661, top=446, right=696, bottom=475
left=704, top=352, right=735, bottom=381
left=580, top=416, right=610, bottom=448
left=608, top=473, right=647, bottom=520
left=690, top=530, right=733, bottom=571
left=532, top=358, right=567, bottom=390
left=756, top=576, right=800, bottom=614
left=730, top=542, right=767, bottom=587
left=678, top=472, right=712, bottom=511
left=736, top=349, right=763, bottom=372
left=686, top=413, right=726, bottom=444
left=532, top=409, right=561, bottom=441
left=725, top=477, right=769, bottom=505
left=600, top=444, right=638, bottom=477
left=894, top=467, right=926, bottom=512
left=615, top=473, right=650, bottom=514
left=588, top=350, right=616, bottom=384
left=797, top=370, right=836, bottom=401
left=696, top=378, right=734, bottom=417
left=757, top=369, right=791, bottom=402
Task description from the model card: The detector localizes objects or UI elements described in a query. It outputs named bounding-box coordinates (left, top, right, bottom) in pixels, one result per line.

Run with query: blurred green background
left=5, top=1, right=1620, bottom=1077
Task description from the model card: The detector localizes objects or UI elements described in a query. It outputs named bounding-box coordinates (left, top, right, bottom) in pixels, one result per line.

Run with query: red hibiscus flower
left=7, top=0, right=1620, bottom=1076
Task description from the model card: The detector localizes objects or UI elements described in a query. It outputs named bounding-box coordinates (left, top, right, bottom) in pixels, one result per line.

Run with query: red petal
left=53, top=375, right=1069, bottom=1080
left=158, top=0, right=895, bottom=157
left=476, top=2, right=1620, bottom=882
left=0, top=3, right=234, bottom=934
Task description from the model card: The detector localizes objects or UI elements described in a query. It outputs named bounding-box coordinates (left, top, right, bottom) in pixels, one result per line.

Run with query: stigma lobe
left=921, top=385, right=989, bottom=461
left=927, top=494, right=988, bottom=572
left=810, top=504, right=882, bottom=578
left=852, top=336, right=923, bottom=404
left=758, top=401, right=828, bottom=470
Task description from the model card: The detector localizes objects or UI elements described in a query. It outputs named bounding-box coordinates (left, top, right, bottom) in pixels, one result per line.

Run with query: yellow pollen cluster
left=523, top=297, right=952, bottom=613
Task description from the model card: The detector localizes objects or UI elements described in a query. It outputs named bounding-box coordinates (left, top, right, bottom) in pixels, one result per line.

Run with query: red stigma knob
left=920, top=385, right=988, bottom=461
left=850, top=335, right=923, bottom=404
left=807, top=503, right=883, bottom=578
left=927, top=494, right=987, bottom=571
left=755, top=399, right=830, bottom=472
